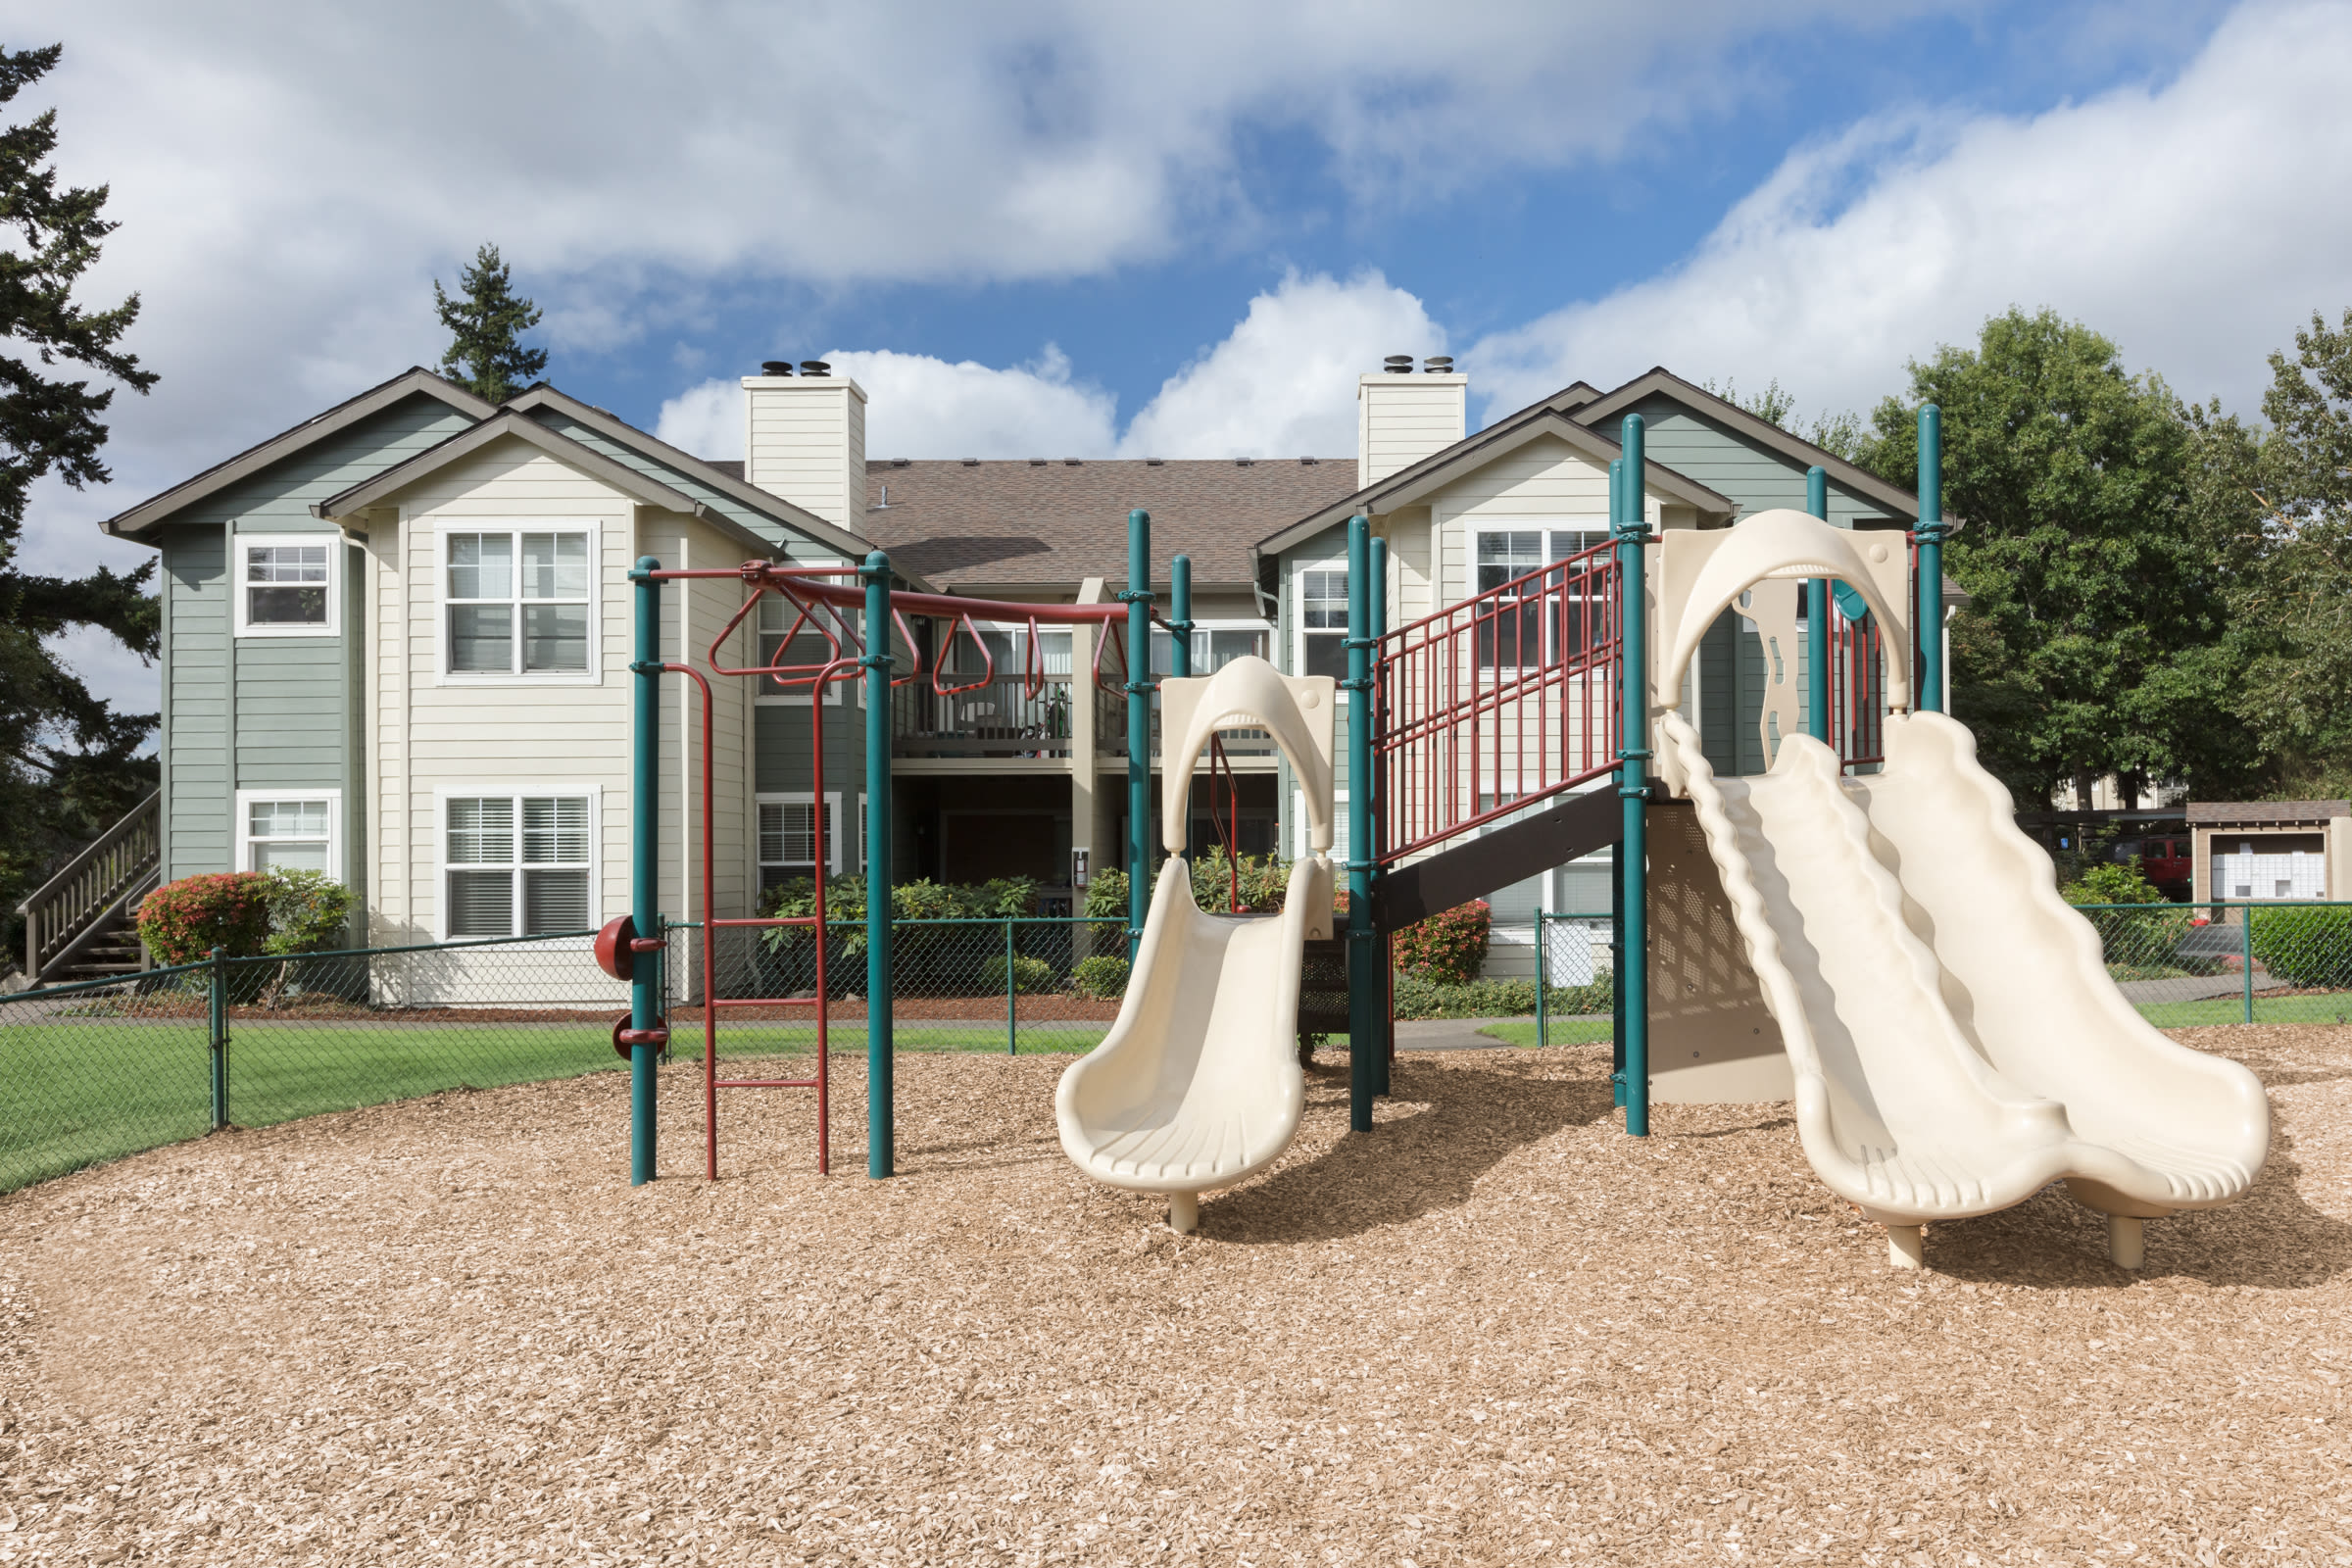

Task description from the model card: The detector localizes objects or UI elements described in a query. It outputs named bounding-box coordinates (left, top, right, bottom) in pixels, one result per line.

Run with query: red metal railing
left=1830, top=603, right=1885, bottom=770
left=1374, top=538, right=1622, bottom=864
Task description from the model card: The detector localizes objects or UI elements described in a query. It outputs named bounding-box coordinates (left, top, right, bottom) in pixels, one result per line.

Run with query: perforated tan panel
left=1645, top=804, right=1792, bottom=1103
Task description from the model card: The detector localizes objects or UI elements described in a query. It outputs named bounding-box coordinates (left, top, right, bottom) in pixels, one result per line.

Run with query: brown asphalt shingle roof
left=710, top=458, right=1356, bottom=590
left=2186, top=800, right=2350, bottom=823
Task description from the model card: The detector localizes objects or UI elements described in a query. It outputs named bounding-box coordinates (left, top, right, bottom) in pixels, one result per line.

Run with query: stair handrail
left=17, top=790, right=162, bottom=976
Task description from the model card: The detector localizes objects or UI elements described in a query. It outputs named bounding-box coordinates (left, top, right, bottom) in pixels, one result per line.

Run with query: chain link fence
left=1529, top=901, right=2352, bottom=1047
left=2, top=917, right=1135, bottom=1196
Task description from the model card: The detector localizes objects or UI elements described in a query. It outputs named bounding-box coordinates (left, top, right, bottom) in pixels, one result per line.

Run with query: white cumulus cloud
left=1469, top=0, right=2352, bottom=420
left=654, top=271, right=1436, bottom=462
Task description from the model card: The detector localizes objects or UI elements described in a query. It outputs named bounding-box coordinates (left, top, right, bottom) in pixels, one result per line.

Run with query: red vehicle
left=2118, top=834, right=2193, bottom=899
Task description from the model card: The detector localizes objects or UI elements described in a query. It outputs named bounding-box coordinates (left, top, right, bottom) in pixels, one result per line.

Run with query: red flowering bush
left=1393, top=899, right=1491, bottom=984
left=136, top=872, right=273, bottom=966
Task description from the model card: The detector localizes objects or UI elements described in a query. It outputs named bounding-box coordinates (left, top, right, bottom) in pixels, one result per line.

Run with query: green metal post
left=1916, top=405, right=1945, bottom=714
left=1125, top=511, right=1153, bottom=963
left=1608, top=459, right=1626, bottom=1108
left=1616, top=416, right=1650, bottom=1138
left=2242, top=907, right=2255, bottom=1024
left=1368, top=533, right=1391, bottom=1099
left=1170, top=553, right=1194, bottom=860
left=208, top=946, right=228, bottom=1131
left=1005, top=917, right=1017, bottom=1055
left=862, top=551, right=897, bottom=1178
left=1536, top=913, right=1548, bottom=1050
left=1346, top=514, right=1377, bottom=1133
left=627, top=557, right=662, bottom=1185
left=1806, top=466, right=1831, bottom=743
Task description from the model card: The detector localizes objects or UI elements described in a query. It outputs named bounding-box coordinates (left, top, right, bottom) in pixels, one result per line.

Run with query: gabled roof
left=1572, top=367, right=1921, bottom=521
left=827, top=457, right=1357, bottom=592
left=101, top=367, right=494, bottom=538
left=310, top=410, right=777, bottom=558
left=505, top=385, right=876, bottom=563
left=1256, top=401, right=1736, bottom=558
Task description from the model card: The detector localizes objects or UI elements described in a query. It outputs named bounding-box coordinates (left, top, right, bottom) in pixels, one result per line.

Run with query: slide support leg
left=1886, top=1225, right=1925, bottom=1270
left=2107, top=1215, right=2145, bottom=1270
left=1168, top=1192, right=1199, bottom=1235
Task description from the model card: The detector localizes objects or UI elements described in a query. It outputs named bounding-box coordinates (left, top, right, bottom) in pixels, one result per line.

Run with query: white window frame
left=1292, top=557, right=1349, bottom=680
left=1153, top=617, right=1273, bottom=675
left=757, top=790, right=845, bottom=879
left=234, top=787, right=342, bottom=878
left=433, top=518, right=603, bottom=686
left=755, top=593, right=855, bottom=706
left=434, top=786, right=602, bottom=942
left=1471, top=523, right=1612, bottom=676
left=230, top=531, right=340, bottom=638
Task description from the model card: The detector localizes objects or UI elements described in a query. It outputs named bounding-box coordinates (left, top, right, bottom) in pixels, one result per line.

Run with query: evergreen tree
left=433, top=243, right=546, bottom=403
left=0, top=42, right=162, bottom=956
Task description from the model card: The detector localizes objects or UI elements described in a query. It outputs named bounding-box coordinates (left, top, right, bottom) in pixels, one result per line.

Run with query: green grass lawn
left=0, top=1018, right=1102, bottom=1196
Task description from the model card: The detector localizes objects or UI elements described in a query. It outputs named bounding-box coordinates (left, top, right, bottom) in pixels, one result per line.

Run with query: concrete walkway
left=1393, top=1016, right=1523, bottom=1051
left=2115, top=969, right=2271, bottom=1004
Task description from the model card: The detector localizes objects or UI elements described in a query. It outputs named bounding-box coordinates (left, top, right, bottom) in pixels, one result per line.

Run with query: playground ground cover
left=4, top=1025, right=2347, bottom=1565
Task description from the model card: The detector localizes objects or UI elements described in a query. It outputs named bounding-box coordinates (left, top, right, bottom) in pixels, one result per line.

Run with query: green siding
left=162, top=528, right=228, bottom=878
left=155, top=394, right=475, bottom=881
left=754, top=701, right=862, bottom=796
left=1623, top=395, right=1894, bottom=527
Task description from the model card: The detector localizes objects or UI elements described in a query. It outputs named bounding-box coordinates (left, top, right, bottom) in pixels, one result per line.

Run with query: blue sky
left=7, top=0, right=2349, bottom=710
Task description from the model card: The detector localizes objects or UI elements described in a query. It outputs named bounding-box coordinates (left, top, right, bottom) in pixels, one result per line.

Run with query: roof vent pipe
left=1422, top=356, right=1454, bottom=372
left=760, top=360, right=794, bottom=376
left=1382, top=355, right=1415, bottom=373
left=799, top=360, right=831, bottom=377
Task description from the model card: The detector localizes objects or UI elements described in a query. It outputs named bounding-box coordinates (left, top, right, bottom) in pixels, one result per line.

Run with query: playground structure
left=608, top=407, right=2272, bottom=1268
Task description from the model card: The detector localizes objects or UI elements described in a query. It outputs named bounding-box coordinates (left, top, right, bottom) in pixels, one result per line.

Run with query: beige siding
left=365, top=438, right=759, bottom=947
left=744, top=377, right=866, bottom=526
left=1428, top=432, right=1690, bottom=612
left=1358, top=375, right=1467, bottom=488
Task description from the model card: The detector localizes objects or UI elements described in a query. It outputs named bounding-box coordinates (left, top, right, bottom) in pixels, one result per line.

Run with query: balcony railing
left=892, top=676, right=1077, bottom=758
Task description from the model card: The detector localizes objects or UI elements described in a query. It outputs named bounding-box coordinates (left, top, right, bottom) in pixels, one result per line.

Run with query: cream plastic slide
left=1054, top=657, right=1336, bottom=1233
left=1659, top=707, right=2270, bottom=1268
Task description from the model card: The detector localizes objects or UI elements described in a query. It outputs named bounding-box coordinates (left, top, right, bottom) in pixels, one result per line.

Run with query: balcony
left=890, top=673, right=1283, bottom=763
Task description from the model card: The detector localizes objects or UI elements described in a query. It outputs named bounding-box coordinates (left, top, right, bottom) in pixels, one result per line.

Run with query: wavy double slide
left=1658, top=708, right=2270, bottom=1267
left=1055, top=658, right=1337, bottom=1233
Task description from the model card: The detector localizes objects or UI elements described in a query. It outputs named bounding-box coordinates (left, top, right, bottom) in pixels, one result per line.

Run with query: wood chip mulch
left=4, top=1023, right=2349, bottom=1566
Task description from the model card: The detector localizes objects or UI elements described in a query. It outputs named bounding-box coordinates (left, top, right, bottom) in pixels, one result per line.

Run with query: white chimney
left=1357, top=361, right=1466, bottom=490
left=742, top=366, right=868, bottom=527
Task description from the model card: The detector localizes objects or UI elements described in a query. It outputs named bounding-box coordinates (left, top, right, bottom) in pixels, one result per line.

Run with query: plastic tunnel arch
left=1650, top=509, right=1914, bottom=715
left=1158, top=660, right=1339, bottom=856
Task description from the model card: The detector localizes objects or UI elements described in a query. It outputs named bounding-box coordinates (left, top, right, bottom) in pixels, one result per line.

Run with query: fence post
left=208, top=945, right=229, bottom=1131
left=1616, top=415, right=1651, bottom=1138
left=862, top=550, right=897, bottom=1179
left=1536, top=913, right=1548, bottom=1050
left=2241, top=906, right=2254, bottom=1024
left=1005, top=917, right=1018, bottom=1055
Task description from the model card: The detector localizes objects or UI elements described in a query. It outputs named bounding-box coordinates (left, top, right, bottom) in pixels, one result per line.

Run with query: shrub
left=1187, top=849, right=1291, bottom=914
left=1390, top=971, right=1613, bottom=1020
left=262, top=869, right=355, bottom=956
left=980, top=954, right=1054, bottom=994
left=758, top=875, right=1042, bottom=959
left=2063, top=859, right=2166, bottom=906
left=1072, top=955, right=1130, bottom=1000
left=136, top=872, right=273, bottom=966
left=1393, top=900, right=1492, bottom=984
left=2250, top=906, right=2352, bottom=990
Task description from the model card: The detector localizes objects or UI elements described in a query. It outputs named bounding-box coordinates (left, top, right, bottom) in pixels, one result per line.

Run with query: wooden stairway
left=11, top=792, right=161, bottom=991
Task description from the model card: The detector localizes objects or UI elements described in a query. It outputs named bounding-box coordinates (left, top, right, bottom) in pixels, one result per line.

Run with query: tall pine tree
left=433, top=243, right=547, bottom=403
left=0, top=42, right=163, bottom=952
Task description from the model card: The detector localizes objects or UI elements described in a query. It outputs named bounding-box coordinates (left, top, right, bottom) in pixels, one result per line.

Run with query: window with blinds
left=446, top=794, right=592, bottom=937
left=757, top=793, right=839, bottom=891
left=1298, top=568, right=1348, bottom=680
